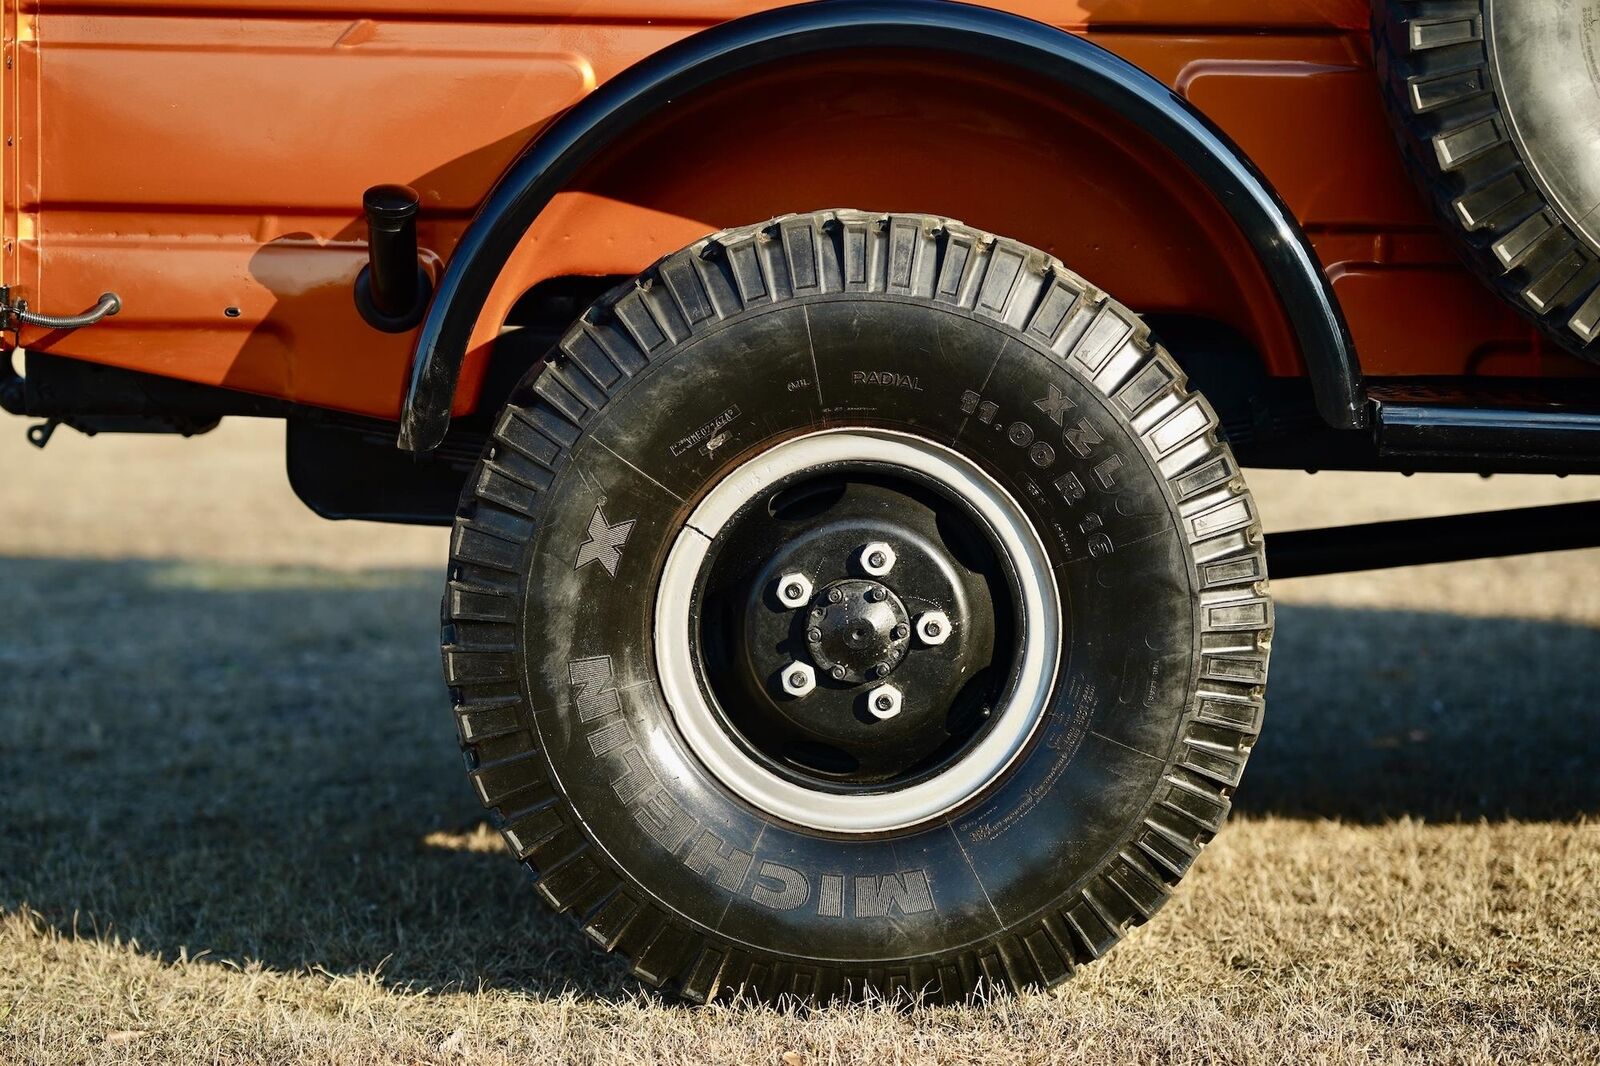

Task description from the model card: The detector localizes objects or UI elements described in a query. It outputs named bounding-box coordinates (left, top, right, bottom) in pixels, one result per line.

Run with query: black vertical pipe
left=363, top=184, right=421, bottom=319
left=355, top=184, right=430, bottom=332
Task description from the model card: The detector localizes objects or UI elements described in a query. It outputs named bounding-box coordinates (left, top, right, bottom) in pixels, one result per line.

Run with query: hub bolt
left=892, top=623, right=910, bottom=640
left=916, top=610, right=952, bottom=646
left=866, top=683, right=903, bottom=720
left=775, top=573, right=813, bottom=608
left=864, top=584, right=887, bottom=603
left=780, top=662, right=816, bottom=698
left=858, top=541, right=897, bottom=577
left=828, top=587, right=844, bottom=604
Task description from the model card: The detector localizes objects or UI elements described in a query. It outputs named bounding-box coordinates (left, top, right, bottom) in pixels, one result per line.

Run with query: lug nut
left=866, top=683, right=903, bottom=720
left=776, top=572, right=813, bottom=608
left=858, top=542, right=897, bottom=576
left=916, top=610, right=952, bottom=646
left=780, top=662, right=816, bottom=697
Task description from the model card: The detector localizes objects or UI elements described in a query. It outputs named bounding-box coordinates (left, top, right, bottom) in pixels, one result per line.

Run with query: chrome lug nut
left=858, top=541, right=897, bottom=576
left=866, top=683, right=903, bottom=720
left=780, top=662, right=816, bottom=697
left=775, top=572, right=813, bottom=608
left=916, top=610, right=952, bottom=646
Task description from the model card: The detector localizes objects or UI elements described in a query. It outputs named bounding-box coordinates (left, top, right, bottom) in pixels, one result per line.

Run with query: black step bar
left=1193, top=377, right=1600, bottom=476
left=1376, top=400, right=1600, bottom=470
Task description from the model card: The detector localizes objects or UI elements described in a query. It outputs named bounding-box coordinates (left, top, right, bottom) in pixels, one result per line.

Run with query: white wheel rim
left=654, top=428, right=1061, bottom=834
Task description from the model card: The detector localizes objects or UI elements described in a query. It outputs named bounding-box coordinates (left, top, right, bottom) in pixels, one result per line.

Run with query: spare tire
left=1372, top=0, right=1600, bottom=357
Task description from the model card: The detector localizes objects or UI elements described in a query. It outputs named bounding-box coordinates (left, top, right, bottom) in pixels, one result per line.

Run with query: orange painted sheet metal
left=451, top=50, right=1303, bottom=415
left=0, top=0, right=12, bottom=294
left=8, top=0, right=1547, bottom=422
left=28, top=17, right=597, bottom=213
left=25, top=0, right=1370, bottom=29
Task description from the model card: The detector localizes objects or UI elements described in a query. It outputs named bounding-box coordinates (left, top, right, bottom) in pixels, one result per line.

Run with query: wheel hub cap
left=805, top=579, right=910, bottom=684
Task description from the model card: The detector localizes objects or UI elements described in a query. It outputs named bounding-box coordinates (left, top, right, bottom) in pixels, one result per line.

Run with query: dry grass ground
left=1, top=419, right=1597, bottom=1064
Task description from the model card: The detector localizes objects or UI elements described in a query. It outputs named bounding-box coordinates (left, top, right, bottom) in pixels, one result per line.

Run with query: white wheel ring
left=654, top=428, right=1062, bottom=834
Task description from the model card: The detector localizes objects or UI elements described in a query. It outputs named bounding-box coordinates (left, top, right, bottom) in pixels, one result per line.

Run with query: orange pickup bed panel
left=5, top=0, right=1560, bottom=420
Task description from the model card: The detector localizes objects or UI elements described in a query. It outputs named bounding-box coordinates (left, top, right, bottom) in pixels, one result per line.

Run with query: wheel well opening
left=451, top=50, right=1308, bottom=422
left=474, top=274, right=628, bottom=418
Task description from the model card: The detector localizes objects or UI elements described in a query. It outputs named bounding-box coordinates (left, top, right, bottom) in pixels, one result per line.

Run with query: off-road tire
left=441, top=210, right=1271, bottom=1004
left=1373, top=0, right=1600, bottom=358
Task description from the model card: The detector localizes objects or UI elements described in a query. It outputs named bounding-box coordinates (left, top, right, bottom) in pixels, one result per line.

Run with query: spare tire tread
left=1373, top=0, right=1600, bottom=352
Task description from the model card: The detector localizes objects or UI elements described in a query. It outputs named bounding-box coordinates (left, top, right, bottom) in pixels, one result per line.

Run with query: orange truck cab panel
left=1, top=0, right=1594, bottom=498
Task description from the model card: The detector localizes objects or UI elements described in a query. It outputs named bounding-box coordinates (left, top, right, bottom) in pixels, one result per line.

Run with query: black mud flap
left=287, top=417, right=477, bottom=525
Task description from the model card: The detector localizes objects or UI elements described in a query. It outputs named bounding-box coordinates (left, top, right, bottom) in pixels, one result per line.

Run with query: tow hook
left=353, top=184, right=432, bottom=333
left=0, top=288, right=124, bottom=448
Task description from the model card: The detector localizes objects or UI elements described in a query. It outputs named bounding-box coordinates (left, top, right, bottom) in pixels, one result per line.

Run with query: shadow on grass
left=1, top=556, right=1596, bottom=990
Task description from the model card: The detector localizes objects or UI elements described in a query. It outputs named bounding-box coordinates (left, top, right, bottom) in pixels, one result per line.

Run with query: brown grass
left=1, top=420, right=1598, bottom=1064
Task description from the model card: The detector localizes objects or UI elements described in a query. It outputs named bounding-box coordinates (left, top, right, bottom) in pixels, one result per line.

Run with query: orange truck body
left=0, top=0, right=1573, bottom=426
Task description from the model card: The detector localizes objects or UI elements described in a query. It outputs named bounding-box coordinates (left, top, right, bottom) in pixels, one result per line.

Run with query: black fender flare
left=398, top=0, right=1363, bottom=453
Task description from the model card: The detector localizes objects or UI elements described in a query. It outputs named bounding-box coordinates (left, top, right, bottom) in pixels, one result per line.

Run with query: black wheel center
left=693, top=467, right=1019, bottom=791
left=805, top=579, right=911, bottom=684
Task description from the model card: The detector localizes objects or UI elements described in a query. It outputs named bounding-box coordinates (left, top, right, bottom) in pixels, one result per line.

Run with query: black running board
left=1376, top=401, right=1600, bottom=470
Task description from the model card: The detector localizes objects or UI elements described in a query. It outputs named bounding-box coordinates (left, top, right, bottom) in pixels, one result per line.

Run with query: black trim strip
left=398, top=0, right=1362, bottom=452
left=1376, top=400, right=1600, bottom=463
